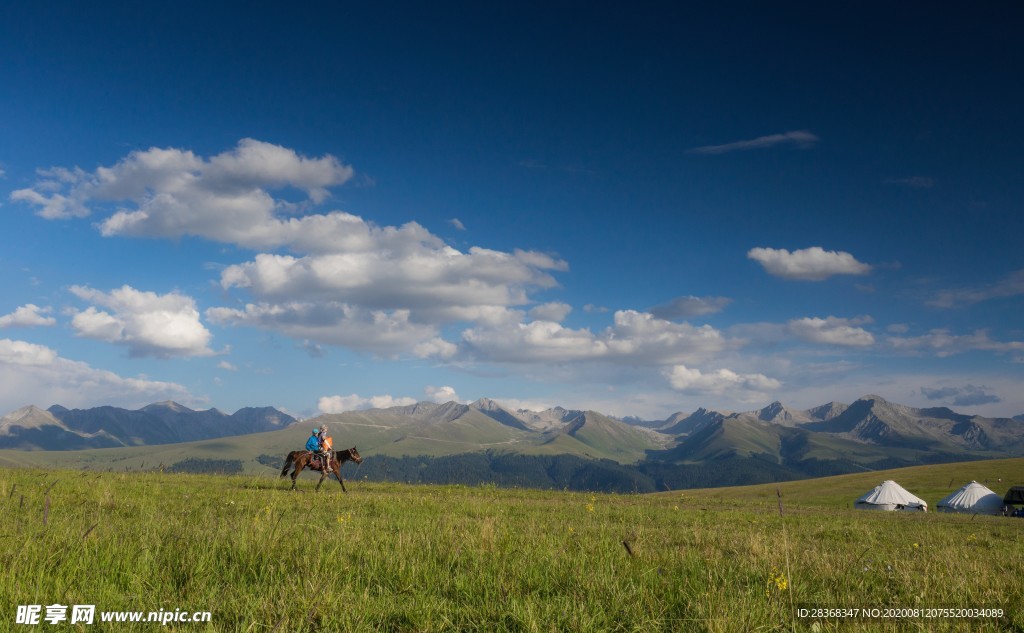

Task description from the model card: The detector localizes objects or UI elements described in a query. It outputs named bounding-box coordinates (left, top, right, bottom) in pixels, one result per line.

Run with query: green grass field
left=1, top=459, right=1021, bottom=632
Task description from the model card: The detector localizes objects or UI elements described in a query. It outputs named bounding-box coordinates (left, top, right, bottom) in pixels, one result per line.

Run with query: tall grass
left=0, top=469, right=1020, bottom=631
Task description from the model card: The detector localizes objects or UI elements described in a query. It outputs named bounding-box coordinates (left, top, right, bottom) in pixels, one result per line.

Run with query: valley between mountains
left=1, top=395, right=1022, bottom=492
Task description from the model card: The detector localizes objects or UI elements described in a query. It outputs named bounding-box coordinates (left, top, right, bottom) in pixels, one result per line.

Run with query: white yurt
left=936, top=481, right=1004, bottom=515
left=854, top=480, right=928, bottom=512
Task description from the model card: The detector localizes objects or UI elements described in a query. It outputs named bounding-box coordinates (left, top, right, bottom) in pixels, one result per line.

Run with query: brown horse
left=280, top=447, right=363, bottom=492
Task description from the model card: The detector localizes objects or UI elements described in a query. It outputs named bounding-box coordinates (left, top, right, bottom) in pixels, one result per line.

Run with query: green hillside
left=1, top=462, right=1020, bottom=631
left=316, top=409, right=537, bottom=457
left=672, top=456, right=1024, bottom=510
left=561, top=410, right=661, bottom=462
left=0, top=405, right=663, bottom=474
left=657, top=414, right=991, bottom=471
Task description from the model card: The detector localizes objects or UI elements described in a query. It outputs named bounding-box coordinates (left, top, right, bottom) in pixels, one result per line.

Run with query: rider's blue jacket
left=304, top=434, right=320, bottom=452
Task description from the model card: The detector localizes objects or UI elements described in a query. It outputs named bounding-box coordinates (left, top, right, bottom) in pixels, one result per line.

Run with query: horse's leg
left=335, top=462, right=347, bottom=493
left=316, top=469, right=328, bottom=492
left=290, top=459, right=305, bottom=491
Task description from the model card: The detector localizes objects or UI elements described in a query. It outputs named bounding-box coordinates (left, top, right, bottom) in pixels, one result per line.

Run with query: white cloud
left=0, top=338, right=58, bottom=366
left=217, top=360, right=238, bottom=371
left=207, top=302, right=437, bottom=357
left=928, top=269, right=1024, bottom=309
left=887, top=329, right=1024, bottom=357
left=13, top=140, right=577, bottom=358
left=0, top=304, right=57, bottom=328
left=528, top=302, right=572, bottom=322
left=689, top=130, right=819, bottom=155
left=13, top=139, right=353, bottom=245
left=218, top=243, right=563, bottom=310
left=448, top=218, right=466, bottom=231
left=457, top=310, right=730, bottom=365
left=412, top=337, right=458, bottom=359
left=666, top=364, right=781, bottom=400
left=649, top=295, right=731, bottom=320
left=9, top=188, right=89, bottom=219
left=69, top=285, right=215, bottom=358
left=0, top=338, right=192, bottom=411
left=317, top=393, right=417, bottom=414
left=425, top=385, right=460, bottom=402
left=920, top=384, right=1000, bottom=407
left=787, top=316, right=875, bottom=347
left=748, top=246, right=872, bottom=281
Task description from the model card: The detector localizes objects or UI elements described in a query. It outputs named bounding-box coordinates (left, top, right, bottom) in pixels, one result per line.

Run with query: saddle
left=308, top=451, right=331, bottom=471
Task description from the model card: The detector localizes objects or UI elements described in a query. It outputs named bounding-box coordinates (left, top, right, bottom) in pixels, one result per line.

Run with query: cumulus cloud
left=317, top=393, right=417, bottom=414
left=217, top=360, right=238, bottom=371
left=456, top=310, right=731, bottom=365
left=887, top=329, right=1024, bottom=357
left=928, top=269, right=1024, bottom=309
left=689, top=130, right=819, bottom=155
left=412, top=337, right=458, bottom=359
left=649, top=295, right=731, bottom=320
left=0, top=304, right=57, bottom=328
left=528, top=302, right=572, bottom=322
left=69, top=285, right=215, bottom=358
left=747, top=246, right=872, bottom=281
left=218, top=243, right=564, bottom=311
left=787, top=316, right=875, bottom=347
left=298, top=340, right=326, bottom=358
left=666, top=364, right=781, bottom=399
left=425, top=385, right=460, bottom=402
left=0, top=337, right=191, bottom=411
left=12, top=140, right=569, bottom=358
left=206, top=302, right=438, bottom=357
left=12, top=139, right=353, bottom=238
left=920, top=384, right=1001, bottom=407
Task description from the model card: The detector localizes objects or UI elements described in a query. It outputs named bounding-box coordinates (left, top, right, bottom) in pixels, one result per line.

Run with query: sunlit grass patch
left=0, top=468, right=1020, bottom=631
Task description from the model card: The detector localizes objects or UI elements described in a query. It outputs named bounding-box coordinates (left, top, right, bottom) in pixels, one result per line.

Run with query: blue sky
left=2, top=2, right=1023, bottom=419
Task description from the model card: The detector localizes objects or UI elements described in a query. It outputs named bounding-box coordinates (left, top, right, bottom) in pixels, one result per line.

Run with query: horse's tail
left=279, top=452, right=295, bottom=477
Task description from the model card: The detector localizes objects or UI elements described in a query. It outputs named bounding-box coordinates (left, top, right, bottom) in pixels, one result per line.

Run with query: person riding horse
left=304, top=428, right=320, bottom=464
left=303, top=425, right=334, bottom=471
left=317, top=425, right=333, bottom=470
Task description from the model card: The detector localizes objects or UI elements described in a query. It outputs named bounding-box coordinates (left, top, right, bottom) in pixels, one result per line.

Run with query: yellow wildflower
left=767, top=567, right=788, bottom=594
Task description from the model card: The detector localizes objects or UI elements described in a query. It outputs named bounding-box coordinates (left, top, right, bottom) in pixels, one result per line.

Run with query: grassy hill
left=0, top=407, right=660, bottom=475
left=673, top=456, right=1024, bottom=510
left=0, top=460, right=1020, bottom=631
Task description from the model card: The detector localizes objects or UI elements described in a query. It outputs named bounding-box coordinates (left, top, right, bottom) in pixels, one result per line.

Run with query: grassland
left=1, top=459, right=1022, bottom=632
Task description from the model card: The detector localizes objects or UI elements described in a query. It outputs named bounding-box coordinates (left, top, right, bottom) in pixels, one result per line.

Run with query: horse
left=279, top=447, right=363, bottom=492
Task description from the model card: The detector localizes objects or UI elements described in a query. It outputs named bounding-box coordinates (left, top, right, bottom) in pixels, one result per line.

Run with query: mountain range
left=1, top=395, right=1022, bottom=490
left=0, top=402, right=295, bottom=450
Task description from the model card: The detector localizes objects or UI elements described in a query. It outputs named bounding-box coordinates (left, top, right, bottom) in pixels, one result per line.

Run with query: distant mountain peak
left=143, top=401, right=194, bottom=413
left=1, top=402, right=295, bottom=450
left=754, top=401, right=811, bottom=426
left=470, top=397, right=503, bottom=411
left=758, top=401, right=785, bottom=418
left=1, top=405, right=70, bottom=436
left=806, top=401, right=848, bottom=421
left=860, top=394, right=890, bottom=404
left=659, top=407, right=727, bottom=435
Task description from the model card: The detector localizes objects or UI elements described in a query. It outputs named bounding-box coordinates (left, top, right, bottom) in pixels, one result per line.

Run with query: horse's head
left=339, top=446, right=363, bottom=464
